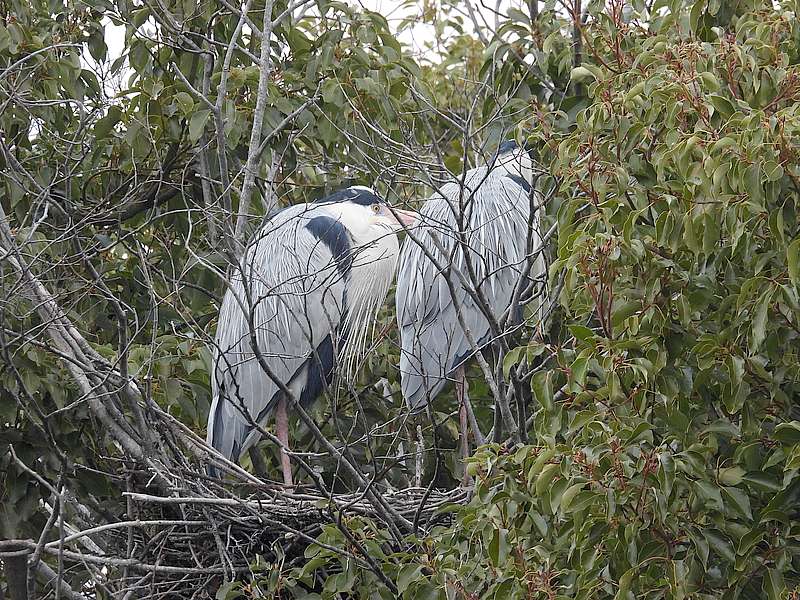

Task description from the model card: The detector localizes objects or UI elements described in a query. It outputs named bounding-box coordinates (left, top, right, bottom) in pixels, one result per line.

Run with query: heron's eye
left=371, top=203, right=381, bottom=214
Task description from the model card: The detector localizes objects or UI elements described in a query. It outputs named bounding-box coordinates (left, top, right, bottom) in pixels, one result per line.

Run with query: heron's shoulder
left=244, top=203, right=329, bottom=252
left=257, top=202, right=341, bottom=230
left=274, top=202, right=329, bottom=220
left=420, top=166, right=510, bottom=209
left=465, top=167, right=531, bottom=198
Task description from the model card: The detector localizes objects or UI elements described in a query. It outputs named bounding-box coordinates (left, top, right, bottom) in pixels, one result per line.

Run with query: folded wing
left=207, top=205, right=352, bottom=466
left=396, top=171, right=543, bottom=411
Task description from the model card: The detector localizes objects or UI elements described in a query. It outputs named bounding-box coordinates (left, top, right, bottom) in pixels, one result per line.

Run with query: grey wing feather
left=207, top=204, right=347, bottom=470
left=396, top=170, right=544, bottom=411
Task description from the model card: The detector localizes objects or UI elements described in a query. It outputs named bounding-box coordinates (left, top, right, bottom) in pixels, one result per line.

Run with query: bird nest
left=120, top=484, right=467, bottom=573
left=4, top=404, right=470, bottom=599
left=72, top=482, right=467, bottom=598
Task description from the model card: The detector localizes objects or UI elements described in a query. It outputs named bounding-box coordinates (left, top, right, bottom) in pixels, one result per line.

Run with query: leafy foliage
left=2, top=0, right=800, bottom=598
left=243, top=2, right=800, bottom=599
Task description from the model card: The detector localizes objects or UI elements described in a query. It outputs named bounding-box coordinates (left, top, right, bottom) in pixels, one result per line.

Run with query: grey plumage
left=207, top=188, right=409, bottom=474
left=396, top=148, right=547, bottom=412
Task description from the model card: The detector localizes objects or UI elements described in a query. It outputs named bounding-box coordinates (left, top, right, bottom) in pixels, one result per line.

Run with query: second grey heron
left=395, top=141, right=547, bottom=476
left=207, top=186, right=417, bottom=485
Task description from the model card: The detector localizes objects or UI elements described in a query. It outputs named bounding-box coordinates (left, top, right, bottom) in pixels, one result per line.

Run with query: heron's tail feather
left=206, top=387, right=250, bottom=478
left=399, top=351, right=449, bottom=413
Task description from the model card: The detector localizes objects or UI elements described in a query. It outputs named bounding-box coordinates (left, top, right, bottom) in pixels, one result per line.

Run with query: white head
left=494, top=140, right=536, bottom=188
left=318, top=186, right=417, bottom=242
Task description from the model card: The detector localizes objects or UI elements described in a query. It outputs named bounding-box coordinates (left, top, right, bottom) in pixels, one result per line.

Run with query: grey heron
left=395, top=141, right=546, bottom=477
left=207, top=186, right=417, bottom=485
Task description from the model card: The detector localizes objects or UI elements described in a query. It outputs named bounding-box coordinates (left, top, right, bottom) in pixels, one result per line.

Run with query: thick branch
left=236, top=0, right=276, bottom=241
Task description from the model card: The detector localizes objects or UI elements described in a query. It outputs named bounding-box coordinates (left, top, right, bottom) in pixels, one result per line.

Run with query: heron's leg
left=275, top=396, right=293, bottom=487
left=456, top=367, right=470, bottom=486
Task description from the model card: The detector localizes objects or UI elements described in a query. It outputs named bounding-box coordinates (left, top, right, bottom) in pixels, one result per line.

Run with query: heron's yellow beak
left=390, top=208, right=418, bottom=227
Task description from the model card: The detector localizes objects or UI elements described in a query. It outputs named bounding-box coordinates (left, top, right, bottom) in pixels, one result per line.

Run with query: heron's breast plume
left=338, top=230, right=400, bottom=376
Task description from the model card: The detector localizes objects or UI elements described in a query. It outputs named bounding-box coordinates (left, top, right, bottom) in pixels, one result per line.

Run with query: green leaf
left=215, top=581, right=242, bottom=600
left=94, top=106, right=122, bottom=140
left=750, top=289, right=771, bottom=352
left=744, top=162, right=762, bottom=203
left=527, top=447, right=556, bottom=488
left=531, top=370, right=553, bottom=410
left=699, top=71, right=720, bottom=91
left=570, top=354, right=589, bottom=387
left=742, top=472, right=781, bottom=492
left=569, top=324, right=596, bottom=344
left=689, top=528, right=710, bottom=569
left=788, top=237, right=800, bottom=286
left=559, top=482, right=585, bottom=512
left=164, top=378, right=183, bottom=402
left=764, top=568, right=786, bottom=600
left=355, top=76, right=383, bottom=97
left=321, top=79, right=346, bottom=106
left=774, top=422, right=800, bottom=445
left=708, top=94, right=735, bottom=119
left=502, top=346, right=524, bottom=379
left=683, top=213, right=700, bottom=254
left=711, top=136, right=737, bottom=153
left=488, top=527, right=509, bottom=566
left=721, top=486, right=752, bottom=520
left=669, top=560, right=687, bottom=600
left=659, top=453, right=675, bottom=498
left=175, top=91, right=195, bottom=115
left=764, top=160, right=784, bottom=182
left=535, top=463, right=561, bottom=497
left=132, top=6, right=151, bottom=27
left=570, top=66, right=595, bottom=82
left=703, top=530, right=735, bottom=563
left=718, top=466, right=745, bottom=486
left=689, top=0, right=707, bottom=32
left=396, top=564, right=423, bottom=594
left=737, top=529, right=763, bottom=556
left=0, top=23, right=9, bottom=53
left=87, top=30, right=107, bottom=62
left=626, top=422, right=653, bottom=444
left=129, top=40, right=151, bottom=73
left=694, top=480, right=723, bottom=511
left=189, top=109, right=211, bottom=143
left=408, top=582, right=438, bottom=600
left=492, top=579, right=514, bottom=600
left=614, top=568, right=635, bottom=600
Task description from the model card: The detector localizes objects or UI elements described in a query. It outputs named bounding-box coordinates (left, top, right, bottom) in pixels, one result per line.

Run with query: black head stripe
left=313, top=188, right=355, bottom=204
left=507, top=174, right=532, bottom=193
left=305, top=216, right=353, bottom=277
left=346, top=188, right=385, bottom=206
left=314, top=186, right=385, bottom=206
